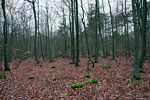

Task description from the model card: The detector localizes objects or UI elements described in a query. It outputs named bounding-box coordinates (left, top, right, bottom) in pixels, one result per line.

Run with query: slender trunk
left=71, top=0, right=75, bottom=64
left=97, top=0, right=105, bottom=58
left=108, top=0, right=115, bottom=60
left=95, top=0, right=99, bottom=63
left=32, top=2, right=39, bottom=64
left=81, top=0, right=95, bottom=67
left=75, top=0, right=79, bottom=67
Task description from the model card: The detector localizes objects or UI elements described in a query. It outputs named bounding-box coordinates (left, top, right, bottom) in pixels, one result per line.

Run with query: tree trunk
left=2, top=0, right=10, bottom=71
left=95, top=0, right=99, bottom=63
left=71, top=0, right=75, bottom=64
left=75, top=0, right=79, bottom=67
left=108, top=0, right=115, bottom=60
left=132, top=0, right=140, bottom=80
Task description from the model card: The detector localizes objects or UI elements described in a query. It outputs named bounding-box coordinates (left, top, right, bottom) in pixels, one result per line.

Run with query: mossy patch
left=41, top=88, right=45, bottom=91
left=87, top=79, right=98, bottom=84
left=0, top=74, right=7, bottom=79
left=131, top=76, right=142, bottom=82
left=28, top=76, right=34, bottom=80
left=39, top=64, right=43, bottom=67
left=71, top=82, right=84, bottom=89
left=52, top=66, right=56, bottom=68
left=46, top=79, right=52, bottom=82
left=139, top=69, right=145, bottom=73
left=100, top=64, right=111, bottom=69
left=84, top=70, right=90, bottom=78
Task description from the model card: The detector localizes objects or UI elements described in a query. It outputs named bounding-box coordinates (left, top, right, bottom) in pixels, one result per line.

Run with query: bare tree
left=26, top=0, right=39, bottom=64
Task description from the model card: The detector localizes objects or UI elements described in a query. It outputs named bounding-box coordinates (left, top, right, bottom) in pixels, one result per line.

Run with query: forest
left=0, top=0, right=150, bottom=99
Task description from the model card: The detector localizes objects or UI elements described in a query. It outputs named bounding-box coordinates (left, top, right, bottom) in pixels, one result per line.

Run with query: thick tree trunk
left=2, top=0, right=10, bottom=71
left=139, top=0, right=147, bottom=69
left=132, top=0, right=140, bottom=79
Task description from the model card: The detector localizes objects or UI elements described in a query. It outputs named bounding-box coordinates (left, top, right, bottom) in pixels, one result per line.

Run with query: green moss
left=46, top=79, right=52, bottom=82
left=23, top=51, right=32, bottom=55
left=0, top=74, right=7, bottom=79
left=28, top=76, right=34, bottom=80
left=84, top=70, right=90, bottom=78
left=71, top=82, right=84, bottom=89
left=139, top=69, right=145, bottom=73
left=52, top=66, right=56, bottom=68
left=39, top=64, right=43, bottom=67
left=41, top=88, right=45, bottom=91
left=87, top=79, right=98, bottom=84
left=131, top=76, right=142, bottom=82
left=100, top=64, right=111, bottom=69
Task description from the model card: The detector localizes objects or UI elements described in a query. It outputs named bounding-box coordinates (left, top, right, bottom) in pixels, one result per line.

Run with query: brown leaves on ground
left=0, top=57, right=150, bottom=100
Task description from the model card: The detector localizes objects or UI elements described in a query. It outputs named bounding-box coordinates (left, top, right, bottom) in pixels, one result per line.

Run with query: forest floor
left=0, top=57, right=150, bottom=100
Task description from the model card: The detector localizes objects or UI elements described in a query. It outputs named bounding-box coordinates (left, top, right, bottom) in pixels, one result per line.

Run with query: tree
left=81, top=0, right=95, bottom=67
left=132, top=0, right=140, bottom=80
left=97, top=0, right=105, bottom=58
left=1, top=0, right=10, bottom=71
left=108, top=0, right=115, bottom=60
left=75, top=0, right=79, bottom=67
left=94, top=0, right=99, bottom=63
left=71, top=0, right=75, bottom=64
left=26, top=0, right=39, bottom=64
left=138, top=0, right=147, bottom=69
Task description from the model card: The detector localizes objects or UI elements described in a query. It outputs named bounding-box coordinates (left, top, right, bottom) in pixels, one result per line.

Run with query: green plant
left=84, top=70, right=90, bottom=78
left=28, top=76, right=34, bottom=80
left=46, top=79, right=52, bottom=82
left=0, top=74, right=7, bottom=79
left=52, top=66, right=56, bottom=68
left=87, top=79, right=98, bottom=84
left=71, top=82, right=84, bottom=89
left=41, top=88, right=45, bottom=91
left=100, top=64, right=111, bottom=69
left=131, top=76, right=142, bottom=82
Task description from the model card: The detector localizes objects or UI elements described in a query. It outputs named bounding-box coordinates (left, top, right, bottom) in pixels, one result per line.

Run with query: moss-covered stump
left=100, top=64, right=111, bottom=69
left=87, top=79, right=98, bottom=84
left=71, top=82, right=84, bottom=89
left=0, top=74, right=7, bottom=79
left=84, top=70, right=90, bottom=78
